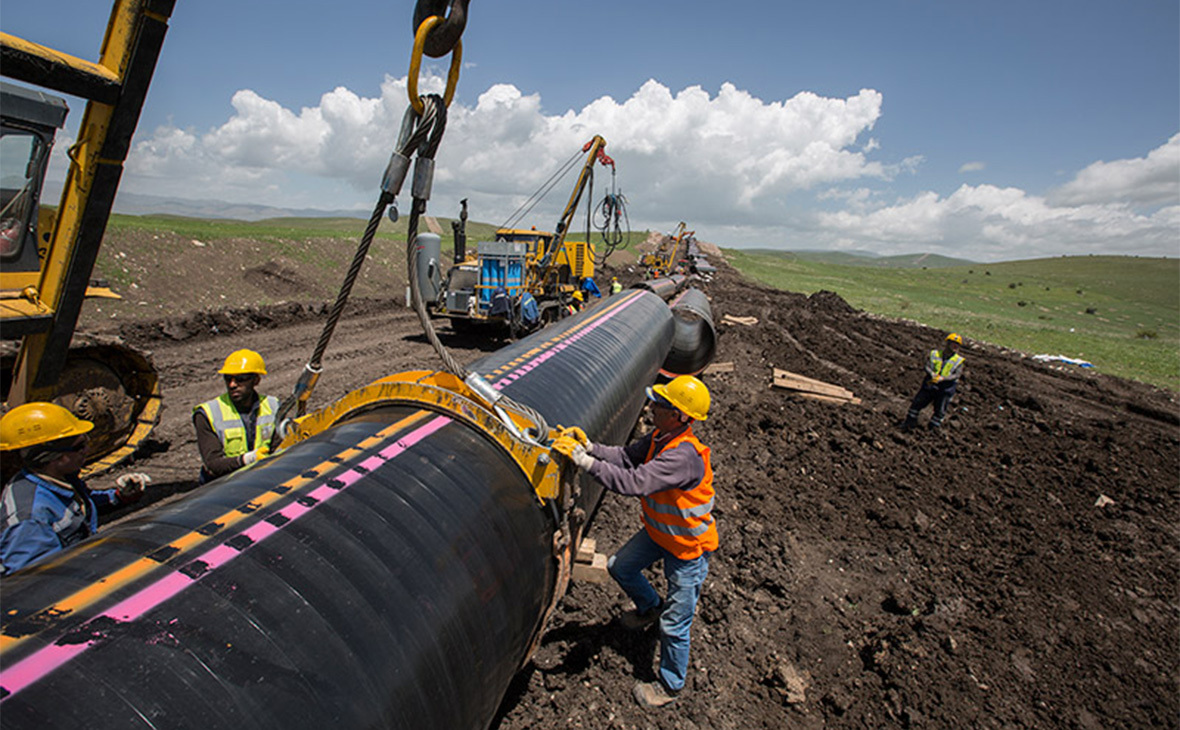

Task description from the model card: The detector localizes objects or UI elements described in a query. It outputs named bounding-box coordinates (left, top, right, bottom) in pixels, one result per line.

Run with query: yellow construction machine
left=429, top=135, right=613, bottom=333
left=0, top=0, right=172, bottom=476
left=642, top=221, right=694, bottom=279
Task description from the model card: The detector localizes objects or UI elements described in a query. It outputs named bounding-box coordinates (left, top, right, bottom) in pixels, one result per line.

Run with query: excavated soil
left=79, top=248, right=1177, bottom=729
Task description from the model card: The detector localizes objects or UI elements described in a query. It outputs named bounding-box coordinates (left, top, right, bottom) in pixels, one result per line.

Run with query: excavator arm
left=538, top=135, right=612, bottom=272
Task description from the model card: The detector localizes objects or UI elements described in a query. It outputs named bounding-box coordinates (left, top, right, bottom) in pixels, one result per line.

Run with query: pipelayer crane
left=428, top=135, right=614, bottom=334
left=642, top=220, right=694, bottom=279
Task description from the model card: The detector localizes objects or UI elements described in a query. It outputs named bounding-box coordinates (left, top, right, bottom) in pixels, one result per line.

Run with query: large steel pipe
left=631, top=276, right=680, bottom=300
left=0, top=289, right=685, bottom=729
left=661, top=287, right=717, bottom=377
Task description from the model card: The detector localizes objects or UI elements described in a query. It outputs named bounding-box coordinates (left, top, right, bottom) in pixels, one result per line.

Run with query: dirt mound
left=116, top=298, right=398, bottom=346
left=81, top=243, right=1177, bottom=729
left=491, top=259, right=1179, bottom=729
left=243, top=261, right=327, bottom=299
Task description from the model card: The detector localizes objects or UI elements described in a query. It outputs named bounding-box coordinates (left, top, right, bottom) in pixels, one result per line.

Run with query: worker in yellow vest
left=551, top=375, right=715, bottom=709
left=902, top=332, right=966, bottom=431
left=193, top=349, right=279, bottom=482
left=610, top=277, right=623, bottom=295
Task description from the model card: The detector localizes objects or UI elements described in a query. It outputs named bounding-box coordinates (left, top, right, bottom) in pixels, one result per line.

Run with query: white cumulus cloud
left=96, top=72, right=1180, bottom=260
left=1048, top=133, right=1180, bottom=208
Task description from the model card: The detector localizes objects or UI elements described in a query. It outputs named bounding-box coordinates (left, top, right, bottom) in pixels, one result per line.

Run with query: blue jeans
left=607, top=528, right=710, bottom=692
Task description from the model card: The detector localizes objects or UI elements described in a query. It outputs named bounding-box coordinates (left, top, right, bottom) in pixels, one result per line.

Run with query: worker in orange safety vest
left=551, top=375, right=715, bottom=709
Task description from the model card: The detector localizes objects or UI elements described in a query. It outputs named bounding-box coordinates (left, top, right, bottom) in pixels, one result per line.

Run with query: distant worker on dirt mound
left=551, top=375, right=716, bottom=709
left=194, top=349, right=279, bottom=482
left=610, top=276, right=623, bottom=295
left=0, top=402, right=147, bottom=575
left=902, top=332, right=965, bottom=431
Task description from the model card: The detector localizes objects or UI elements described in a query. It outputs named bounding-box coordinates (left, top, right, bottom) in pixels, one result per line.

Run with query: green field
left=102, top=213, right=1178, bottom=390
left=725, top=250, right=1179, bottom=391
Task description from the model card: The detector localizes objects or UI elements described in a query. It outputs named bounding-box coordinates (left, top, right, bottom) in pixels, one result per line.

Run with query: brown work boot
left=633, top=680, right=679, bottom=708
left=619, top=601, right=663, bottom=630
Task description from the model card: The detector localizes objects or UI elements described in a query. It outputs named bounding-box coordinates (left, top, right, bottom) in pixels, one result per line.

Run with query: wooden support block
left=576, top=538, right=597, bottom=564
left=703, top=361, right=735, bottom=375
left=721, top=314, right=758, bottom=326
left=572, top=553, right=610, bottom=584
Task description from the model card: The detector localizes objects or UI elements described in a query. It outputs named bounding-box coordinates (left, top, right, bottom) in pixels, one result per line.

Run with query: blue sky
left=5, top=0, right=1178, bottom=260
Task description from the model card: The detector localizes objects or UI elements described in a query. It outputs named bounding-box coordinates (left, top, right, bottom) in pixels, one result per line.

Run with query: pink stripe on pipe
left=104, top=570, right=195, bottom=623
left=491, top=292, right=643, bottom=389
left=0, top=415, right=451, bottom=701
left=0, top=640, right=92, bottom=697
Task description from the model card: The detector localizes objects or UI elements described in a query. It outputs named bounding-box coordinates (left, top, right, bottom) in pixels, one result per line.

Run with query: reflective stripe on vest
left=929, top=351, right=963, bottom=378
left=640, top=428, right=717, bottom=559
left=195, top=394, right=278, bottom=458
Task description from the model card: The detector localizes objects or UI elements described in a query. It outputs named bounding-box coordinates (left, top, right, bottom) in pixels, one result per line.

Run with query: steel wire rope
left=404, top=97, right=549, bottom=441
left=271, top=102, right=436, bottom=437
left=498, top=148, right=585, bottom=232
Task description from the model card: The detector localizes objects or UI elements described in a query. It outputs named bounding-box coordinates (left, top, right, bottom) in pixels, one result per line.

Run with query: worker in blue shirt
left=0, top=402, right=147, bottom=575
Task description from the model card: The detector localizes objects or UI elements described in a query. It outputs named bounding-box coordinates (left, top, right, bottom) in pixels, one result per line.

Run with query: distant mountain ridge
left=739, top=248, right=976, bottom=267
left=103, top=192, right=975, bottom=265
left=110, top=191, right=371, bottom=222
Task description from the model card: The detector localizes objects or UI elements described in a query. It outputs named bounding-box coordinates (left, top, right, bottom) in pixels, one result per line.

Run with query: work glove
left=555, top=424, right=589, bottom=446
left=242, top=444, right=270, bottom=466
left=551, top=436, right=595, bottom=470
left=114, top=473, right=150, bottom=503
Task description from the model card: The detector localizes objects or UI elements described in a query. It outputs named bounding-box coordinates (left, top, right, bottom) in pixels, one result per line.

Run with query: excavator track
left=0, top=334, right=161, bottom=479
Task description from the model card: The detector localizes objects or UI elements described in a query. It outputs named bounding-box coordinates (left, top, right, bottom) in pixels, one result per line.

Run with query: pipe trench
left=0, top=288, right=712, bottom=729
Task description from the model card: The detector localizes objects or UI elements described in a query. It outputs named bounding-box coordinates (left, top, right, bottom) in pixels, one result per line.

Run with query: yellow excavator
left=431, top=135, right=613, bottom=333
left=0, top=0, right=173, bottom=477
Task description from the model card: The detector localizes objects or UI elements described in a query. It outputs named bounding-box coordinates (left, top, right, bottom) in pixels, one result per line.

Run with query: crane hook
left=412, top=0, right=469, bottom=58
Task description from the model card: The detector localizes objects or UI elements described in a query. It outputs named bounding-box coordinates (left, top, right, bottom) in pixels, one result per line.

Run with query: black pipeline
left=0, top=288, right=714, bottom=729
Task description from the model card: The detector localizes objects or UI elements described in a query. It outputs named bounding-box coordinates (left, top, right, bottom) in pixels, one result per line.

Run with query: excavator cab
left=0, top=83, right=63, bottom=280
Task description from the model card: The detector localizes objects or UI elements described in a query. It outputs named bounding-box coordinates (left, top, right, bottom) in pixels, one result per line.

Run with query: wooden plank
left=576, top=538, right=597, bottom=564
left=572, top=553, right=610, bottom=584
left=773, top=375, right=855, bottom=399
left=772, top=368, right=843, bottom=388
left=703, top=361, right=735, bottom=375
left=793, top=392, right=862, bottom=406
left=772, top=368, right=856, bottom=399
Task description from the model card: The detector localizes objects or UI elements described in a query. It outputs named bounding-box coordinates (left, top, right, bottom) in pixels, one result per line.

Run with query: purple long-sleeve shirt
left=587, top=428, right=705, bottom=497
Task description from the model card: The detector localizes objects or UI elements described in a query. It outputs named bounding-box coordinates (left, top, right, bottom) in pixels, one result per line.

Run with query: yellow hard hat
left=0, top=402, right=94, bottom=451
left=572, top=291, right=584, bottom=302
left=219, top=349, right=267, bottom=376
left=945, top=333, right=963, bottom=344
left=648, top=375, right=710, bottom=421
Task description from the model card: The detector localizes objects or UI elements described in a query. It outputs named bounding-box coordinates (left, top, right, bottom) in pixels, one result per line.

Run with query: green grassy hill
left=726, top=249, right=1179, bottom=390
left=98, top=213, right=1177, bottom=390
left=741, top=249, right=973, bottom=268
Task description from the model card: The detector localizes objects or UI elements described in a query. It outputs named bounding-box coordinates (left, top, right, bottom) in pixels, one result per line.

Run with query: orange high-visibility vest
left=641, top=428, right=717, bottom=559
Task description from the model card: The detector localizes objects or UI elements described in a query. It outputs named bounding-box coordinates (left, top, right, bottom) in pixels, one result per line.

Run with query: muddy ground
left=76, top=237, right=1178, bottom=729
